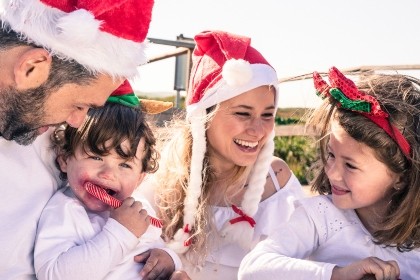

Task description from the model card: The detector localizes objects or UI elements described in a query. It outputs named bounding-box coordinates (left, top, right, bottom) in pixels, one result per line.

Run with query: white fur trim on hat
left=222, top=59, right=253, bottom=86
left=220, top=130, right=275, bottom=249
left=187, top=64, right=279, bottom=119
left=0, top=0, right=147, bottom=78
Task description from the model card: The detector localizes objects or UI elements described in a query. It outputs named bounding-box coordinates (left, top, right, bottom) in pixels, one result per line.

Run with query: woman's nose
left=247, top=118, right=266, bottom=137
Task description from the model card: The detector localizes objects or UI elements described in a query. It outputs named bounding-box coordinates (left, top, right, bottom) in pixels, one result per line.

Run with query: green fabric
left=329, top=88, right=371, bottom=113
left=107, top=93, right=140, bottom=107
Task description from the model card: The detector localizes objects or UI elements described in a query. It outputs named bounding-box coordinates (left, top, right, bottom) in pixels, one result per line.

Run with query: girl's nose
left=325, top=161, right=342, bottom=182
left=98, top=164, right=116, bottom=180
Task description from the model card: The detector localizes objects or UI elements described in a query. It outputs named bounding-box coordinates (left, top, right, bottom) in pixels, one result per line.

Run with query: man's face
left=0, top=75, right=122, bottom=145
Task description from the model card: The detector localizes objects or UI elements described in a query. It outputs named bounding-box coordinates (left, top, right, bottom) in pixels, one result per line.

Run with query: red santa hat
left=168, top=30, right=279, bottom=253
left=0, top=0, right=154, bottom=78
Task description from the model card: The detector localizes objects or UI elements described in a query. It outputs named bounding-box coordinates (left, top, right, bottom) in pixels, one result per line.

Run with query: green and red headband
left=313, top=67, right=411, bottom=158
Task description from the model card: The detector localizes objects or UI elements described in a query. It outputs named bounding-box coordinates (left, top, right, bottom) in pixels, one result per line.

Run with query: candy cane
left=85, top=182, right=163, bottom=228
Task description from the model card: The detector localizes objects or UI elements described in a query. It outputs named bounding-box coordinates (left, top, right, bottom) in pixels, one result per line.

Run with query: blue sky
left=133, top=0, right=420, bottom=108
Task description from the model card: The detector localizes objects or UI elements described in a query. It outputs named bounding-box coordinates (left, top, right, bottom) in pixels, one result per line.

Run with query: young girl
left=34, top=81, right=181, bottom=279
left=137, top=30, right=305, bottom=279
left=238, top=67, right=420, bottom=280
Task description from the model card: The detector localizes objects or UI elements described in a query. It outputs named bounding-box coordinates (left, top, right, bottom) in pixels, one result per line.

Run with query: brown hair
left=307, top=73, right=420, bottom=251
left=52, top=102, right=159, bottom=180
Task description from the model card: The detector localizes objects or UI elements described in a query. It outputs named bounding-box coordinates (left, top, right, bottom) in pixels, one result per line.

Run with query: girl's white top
left=238, top=195, right=420, bottom=280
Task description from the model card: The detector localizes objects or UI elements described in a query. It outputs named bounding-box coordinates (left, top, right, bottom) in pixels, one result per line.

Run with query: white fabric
left=0, top=0, right=147, bottom=78
left=182, top=172, right=304, bottom=280
left=186, top=64, right=279, bottom=119
left=0, top=129, right=61, bottom=280
left=35, top=187, right=181, bottom=280
left=238, top=195, right=420, bottom=280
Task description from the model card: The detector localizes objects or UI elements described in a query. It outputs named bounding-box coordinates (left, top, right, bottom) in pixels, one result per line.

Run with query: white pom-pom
left=166, top=228, right=191, bottom=254
left=57, top=9, right=100, bottom=45
left=220, top=221, right=255, bottom=250
left=222, top=59, right=253, bottom=86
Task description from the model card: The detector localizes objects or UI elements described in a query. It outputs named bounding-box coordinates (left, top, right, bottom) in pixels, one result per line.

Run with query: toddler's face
left=58, top=138, right=146, bottom=212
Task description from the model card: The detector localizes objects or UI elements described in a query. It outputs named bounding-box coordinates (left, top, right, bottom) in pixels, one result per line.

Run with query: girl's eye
left=326, top=152, right=335, bottom=160
left=120, top=162, right=132, bottom=169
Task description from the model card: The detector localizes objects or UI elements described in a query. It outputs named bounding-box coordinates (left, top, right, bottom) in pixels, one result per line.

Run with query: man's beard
left=0, top=85, right=48, bottom=145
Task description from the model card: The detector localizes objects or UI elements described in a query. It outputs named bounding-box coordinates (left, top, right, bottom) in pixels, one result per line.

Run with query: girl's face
left=206, top=85, right=276, bottom=172
left=58, top=138, right=146, bottom=212
left=325, top=119, right=401, bottom=221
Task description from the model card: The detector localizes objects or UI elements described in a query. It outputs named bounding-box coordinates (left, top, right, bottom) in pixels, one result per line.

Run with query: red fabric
left=229, top=205, right=256, bottom=228
left=187, top=30, right=271, bottom=106
left=40, top=0, right=154, bottom=42
left=110, top=80, right=133, bottom=96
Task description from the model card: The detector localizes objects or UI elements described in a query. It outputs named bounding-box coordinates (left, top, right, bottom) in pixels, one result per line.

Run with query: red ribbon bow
left=229, top=205, right=256, bottom=227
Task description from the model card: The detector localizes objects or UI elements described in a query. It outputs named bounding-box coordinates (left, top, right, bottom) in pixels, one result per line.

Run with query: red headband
left=313, top=67, right=411, bottom=158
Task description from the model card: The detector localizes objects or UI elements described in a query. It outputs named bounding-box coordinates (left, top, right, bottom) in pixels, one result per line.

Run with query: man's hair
left=0, top=21, right=97, bottom=88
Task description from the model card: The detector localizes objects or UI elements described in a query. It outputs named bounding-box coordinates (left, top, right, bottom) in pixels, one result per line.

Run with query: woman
left=143, top=30, right=305, bottom=279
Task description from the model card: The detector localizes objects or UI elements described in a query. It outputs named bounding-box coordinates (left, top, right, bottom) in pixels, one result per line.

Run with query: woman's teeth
left=234, top=139, right=258, bottom=148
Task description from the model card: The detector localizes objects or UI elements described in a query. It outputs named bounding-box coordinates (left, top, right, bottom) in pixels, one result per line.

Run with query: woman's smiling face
left=206, top=85, right=276, bottom=171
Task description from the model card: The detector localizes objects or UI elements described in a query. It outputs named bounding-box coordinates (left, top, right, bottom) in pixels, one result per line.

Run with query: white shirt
left=35, top=187, right=181, bottom=280
left=183, top=171, right=304, bottom=280
left=0, top=130, right=60, bottom=280
left=238, top=195, right=420, bottom=280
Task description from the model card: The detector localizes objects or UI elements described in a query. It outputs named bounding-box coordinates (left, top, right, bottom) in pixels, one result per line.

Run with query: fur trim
left=222, top=59, right=252, bottom=86
left=166, top=228, right=190, bottom=254
left=241, top=130, right=275, bottom=215
left=0, top=0, right=148, bottom=78
left=220, top=220, right=256, bottom=250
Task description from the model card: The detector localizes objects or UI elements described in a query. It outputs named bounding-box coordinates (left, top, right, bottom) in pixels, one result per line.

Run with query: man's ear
left=14, top=48, right=51, bottom=90
left=57, top=155, right=68, bottom=173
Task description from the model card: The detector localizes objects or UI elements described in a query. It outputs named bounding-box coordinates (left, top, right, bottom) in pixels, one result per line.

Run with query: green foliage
left=275, top=116, right=300, bottom=125
left=274, top=135, right=317, bottom=185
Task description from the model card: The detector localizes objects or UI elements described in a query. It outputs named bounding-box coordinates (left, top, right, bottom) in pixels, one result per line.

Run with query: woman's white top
left=238, top=195, right=420, bottom=280
left=35, top=187, right=181, bottom=280
left=183, top=169, right=304, bottom=280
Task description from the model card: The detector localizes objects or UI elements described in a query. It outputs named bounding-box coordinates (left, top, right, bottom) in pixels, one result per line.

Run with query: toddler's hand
left=331, top=257, right=400, bottom=280
left=110, top=197, right=150, bottom=237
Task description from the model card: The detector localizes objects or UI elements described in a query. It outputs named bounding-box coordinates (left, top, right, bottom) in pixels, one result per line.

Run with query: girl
left=138, top=30, right=305, bottom=279
left=34, top=81, right=181, bottom=279
left=238, top=67, right=420, bottom=280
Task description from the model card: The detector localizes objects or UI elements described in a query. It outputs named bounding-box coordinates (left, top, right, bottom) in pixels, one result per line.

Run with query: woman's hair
left=154, top=108, right=249, bottom=264
left=1, top=21, right=97, bottom=88
left=307, top=73, right=420, bottom=251
left=52, top=102, right=159, bottom=180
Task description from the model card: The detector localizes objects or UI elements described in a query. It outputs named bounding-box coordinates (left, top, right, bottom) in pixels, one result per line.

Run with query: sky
left=132, top=0, right=420, bottom=108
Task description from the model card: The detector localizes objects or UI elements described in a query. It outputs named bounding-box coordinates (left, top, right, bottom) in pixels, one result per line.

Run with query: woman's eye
left=235, top=112, right=250, bottom=117
left=262, top=113, right=274, bottom=119
left=345, top=163, right=357, bottom=169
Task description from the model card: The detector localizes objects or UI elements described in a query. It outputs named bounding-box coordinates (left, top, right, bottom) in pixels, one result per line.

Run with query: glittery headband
left=313, top=66, right=411, bottom=158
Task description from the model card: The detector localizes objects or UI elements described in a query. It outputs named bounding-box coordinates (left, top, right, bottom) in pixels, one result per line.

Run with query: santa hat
left=167, top=30, right=279, bottom=253
left=0, top=0, right=154, bottom=78
left=108, top=80, right=173, bottom=113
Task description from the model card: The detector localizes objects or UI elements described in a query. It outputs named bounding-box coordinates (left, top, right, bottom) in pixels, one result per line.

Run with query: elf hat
left=108, top=80, right=173, bottom=113
left=168, top=30, right=279, bottom=253
left=0, top=0, right=154, bottom=78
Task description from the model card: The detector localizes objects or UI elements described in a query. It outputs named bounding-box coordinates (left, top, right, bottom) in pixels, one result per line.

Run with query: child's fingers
left=365, top=257, right=400, bottom=280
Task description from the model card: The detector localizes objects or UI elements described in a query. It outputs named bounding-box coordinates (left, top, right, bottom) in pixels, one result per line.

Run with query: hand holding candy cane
left=85, top=182, right=163, bottom=237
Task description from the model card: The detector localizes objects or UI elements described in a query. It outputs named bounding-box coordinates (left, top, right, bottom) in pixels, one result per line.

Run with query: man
left=0, top=1, right=186, bottom=279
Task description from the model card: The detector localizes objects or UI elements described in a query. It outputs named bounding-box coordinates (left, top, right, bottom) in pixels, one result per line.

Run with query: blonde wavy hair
left=153, top=108, right=250, bottom=265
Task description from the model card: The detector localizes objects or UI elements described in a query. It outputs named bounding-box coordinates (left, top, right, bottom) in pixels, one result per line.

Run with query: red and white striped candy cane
left=85, top=182, right=163, bottom=228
